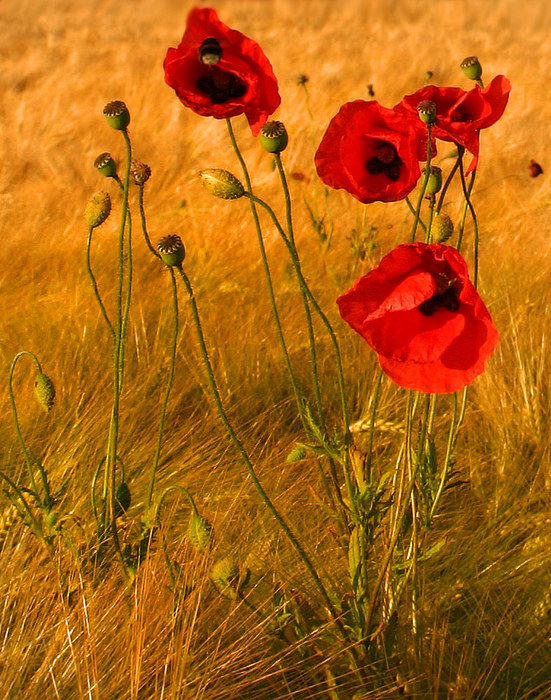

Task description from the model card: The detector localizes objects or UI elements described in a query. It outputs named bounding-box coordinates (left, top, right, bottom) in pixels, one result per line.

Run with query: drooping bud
left=199, top=169, right=244, bottom=199
left=259, top=121, right=288, bottom=154
left=85, top=191, right=111, bottom=228
left=187, top=513, right=213, bottom=551
left=157, top=235, right=185, bottom=267
left=130, top=160, right=152, bottom=186
left=198, top=37, right=222, bottom=65
left=417, top=100, right=437, bottom=125
left=103, top=100, right=130, bottom=130
left=211, top=556, right=240, bottom=599
left=460, top=56, right=482, bottom=81
left=94, top=152, right=117, bottom=178
left=432, top=213, right=454, bottom=243
left=114, top=482, right=131, bottom=517
left=423, top=166, right=442, bottom=195
left=34, top=372, right=55, bottom=412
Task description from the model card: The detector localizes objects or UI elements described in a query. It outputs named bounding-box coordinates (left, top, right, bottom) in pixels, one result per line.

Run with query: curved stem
left=458, top=158, right=479, bottom=286
left=175, top=264, right=345, bottom=633
left=85, top=227, right=116, bottom=340
left=409, top=124, right=432, bottom=242
left=138, top=185, right=160, bottom=259
left=146, top=269, right=179, bottom=510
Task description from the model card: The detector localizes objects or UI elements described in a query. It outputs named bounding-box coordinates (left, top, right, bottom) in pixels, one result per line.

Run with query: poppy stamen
left=365, top=140, right=404, bottom=182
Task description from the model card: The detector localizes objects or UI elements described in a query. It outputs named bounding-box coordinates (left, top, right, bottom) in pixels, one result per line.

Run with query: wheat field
left=1, top=0, right=551, bottom=697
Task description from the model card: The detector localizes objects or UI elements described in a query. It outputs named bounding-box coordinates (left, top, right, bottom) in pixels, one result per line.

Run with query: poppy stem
left=174, top=264, right=347, bottom=636
left=457, top=157, right=479, bottom=286
left=409, top=125, right=433, bottom=242
left=145, top=268, right=179, bottom=512
left=85, top=226, right=116, bottom=340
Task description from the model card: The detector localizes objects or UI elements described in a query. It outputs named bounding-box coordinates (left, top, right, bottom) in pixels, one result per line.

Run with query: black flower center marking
left=365, top=141, right=404, bottom=182
left=418, top=285, right=461, bottom=316
left=196, top=67, right=247, bottom=104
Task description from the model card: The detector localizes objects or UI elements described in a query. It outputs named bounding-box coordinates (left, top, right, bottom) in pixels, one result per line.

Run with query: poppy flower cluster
left=164, top=7, right=280, bottom=136
left=337, top=243, right=499, bottom=393
left=315, top=75, right=510, bottom=203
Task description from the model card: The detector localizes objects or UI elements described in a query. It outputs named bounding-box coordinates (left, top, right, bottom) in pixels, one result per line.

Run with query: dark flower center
left=196, top=67, right=248, bottom=104
left=365, top=141, right=404, bottom=182
left=449, top=107, right=473, bottom=123
left=418, top=285, right=461, bottom=316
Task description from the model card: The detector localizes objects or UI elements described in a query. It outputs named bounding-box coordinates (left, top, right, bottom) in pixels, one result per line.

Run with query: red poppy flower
left=163, top=8, right=281, bottom=136
left=337, top=243, right=499, bottom=393
left=315, top=101, right=424, bottom=204
left=394, top=75, right=511, bottom=163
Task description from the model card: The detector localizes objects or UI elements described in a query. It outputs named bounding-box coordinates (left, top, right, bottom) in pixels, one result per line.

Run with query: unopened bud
left=103, top=100, right=130, bottom=130
left=417, top=100, right=437, bottom=125
left=423, top=166, right=442, bottom=195
left=85, top=191, right=111, bottom=228
left=259, top=121, right=288, bottom=154
left=211, top=556, right=240, bottom=598
left=34, top=372, right=55, bottom=412
left=94, top=152, right=117, bottom=178
left=286, top=446, right=307, bottom=463
left=433, top=213, right=454, bottom=243
left=187, top=513, right=213, bottom=551
left=199, top=169, right=244, bottom=199
left=157, top=234, right=185, bottom=267
left=130, top=160, right=151, bottom=186
left=460, top=56, right=482, bottom=81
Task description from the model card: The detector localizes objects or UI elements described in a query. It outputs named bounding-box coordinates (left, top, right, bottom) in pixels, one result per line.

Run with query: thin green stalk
left=435, top=151, right=462, bottom=215
left=86, top=227, right=116, bottom=340
left=458, top=157, right=479, bottom=285
left=146, top=269, right=179, bottom=511
left=118, top=129, right=134, bottom=391
left=137, top=185, right=159, bottom=259
left=405, top=197, right=426, bottom=234
left=175, top=264, right=346, bottom=634
left=409, top=124, right=433, bottom=242
left=8, top=351, right=51, bottom=504
left=364, top=368, right=384, bottom=483
left=428, top=392, right=458, bottom=522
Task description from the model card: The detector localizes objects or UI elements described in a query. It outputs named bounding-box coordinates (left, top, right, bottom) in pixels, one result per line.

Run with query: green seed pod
left=211, top=556, right=240, bottom=599
left=94, top=152, right=117, bottom=178
left=34, top=372, right=55, bottom=412
left=157, top=234, right=186, bottom=267
left=259, top=120, right=288, bottom=154
left=433, top=213, right=454, bottom=243
left=85, top=191, right=111, bottom=228
left=423, top=166, right=442, bottom=195
left=286, top=445, right=307, bottom=463
left=130, top=160, right=151, bottom=186
left=199, top=169, right=244, bottom=200
left=115, top=482, right=131, bottom=517
left=460, top=56, right=482, bottom=81
left=187, top=513, right=213, bottom=551
left=103, top=100, right=130, bottom=130
left=417, top=100, right=437, bottom=125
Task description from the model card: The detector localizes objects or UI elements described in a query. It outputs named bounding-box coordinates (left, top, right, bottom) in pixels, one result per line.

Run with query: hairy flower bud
left=417, top=100, right=437, bottom=125
left=94, top=152, right=117, bottom=178
left=157, top=235, right=185, bottom=267
left=130, top=160, right=152, bottom=186
left=103, top=100, right=130, bottom=130
left=432, top=213, right=454, bottom=243
left=211, top=556, right=240, bottom=598
left=187, top=513, right=213, bottom=551
left=460, top=56, right=483, bottom=81
left=259, top=120, right=288, bottom=154
left=34, top=372, right=55, bottom=412
left=85, top=191, right=111, bottom=228
left=423, top=166, right=442, bottom=195
left=199, top=169, right=244, bottom=199
left=286, top=445, right=307, bottom=463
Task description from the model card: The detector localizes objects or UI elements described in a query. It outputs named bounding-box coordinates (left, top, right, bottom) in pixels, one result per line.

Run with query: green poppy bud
left=157, top=235, right=185, bottom=267
left=199, top=169, right=244, bottom=200
left=85, top=191, right=111, bottom=228
left=34, top=372, right=55, bottom=412
left=187, top=513, right=213, bottom=551
left=423, top=166, right=442, bottom=195
left=433, top=213, right=454, bottom=243
left=94, top=152, right=117, bottom=178
left=103, top=100, right=130, bottom=130
left=460, top=56, right=482, bottom=81
left=286, top=445, right=307, bottom=463
left=211, top=556, right=240, bottom=599
left=130, top=160, right=151, bottom=186
left=259, top=121, right=288, bottom=154
left=417, top=100, right=437, bottom=125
